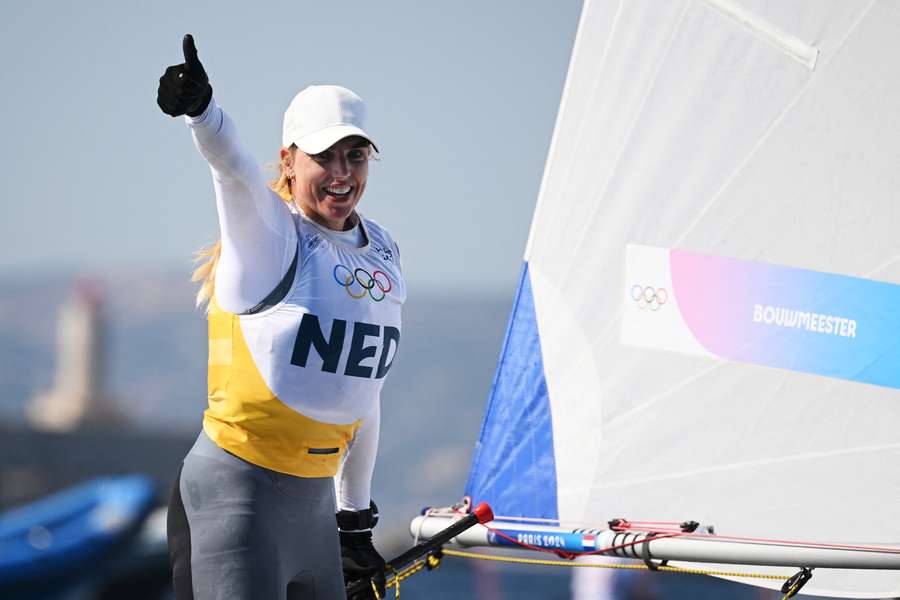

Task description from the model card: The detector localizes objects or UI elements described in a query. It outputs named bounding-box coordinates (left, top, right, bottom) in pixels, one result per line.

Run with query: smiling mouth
left=323, top=185, right=352, bottom=198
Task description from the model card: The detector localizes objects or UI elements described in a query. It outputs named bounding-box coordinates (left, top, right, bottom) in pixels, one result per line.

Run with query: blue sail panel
left=464, top=262, right=558, bottom=520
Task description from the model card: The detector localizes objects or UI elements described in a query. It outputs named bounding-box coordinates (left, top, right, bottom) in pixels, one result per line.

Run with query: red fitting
left=473, top=502, right=494, bottom=524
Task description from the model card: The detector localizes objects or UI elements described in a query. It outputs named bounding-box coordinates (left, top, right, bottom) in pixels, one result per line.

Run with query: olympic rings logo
left=630, top=284, right=668, bottom=311
left=333, top=264, right=392, bottom=302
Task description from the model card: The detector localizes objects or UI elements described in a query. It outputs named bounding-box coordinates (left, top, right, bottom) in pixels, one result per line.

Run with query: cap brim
left=291, top=124, right=378, bottom=154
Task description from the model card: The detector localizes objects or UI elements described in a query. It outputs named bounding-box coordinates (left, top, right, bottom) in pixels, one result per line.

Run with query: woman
left=157, top=35, right=403, bottom=600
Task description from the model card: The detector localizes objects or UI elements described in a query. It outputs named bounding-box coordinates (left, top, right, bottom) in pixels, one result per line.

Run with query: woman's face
left=286, top=136, right=371, bottom=231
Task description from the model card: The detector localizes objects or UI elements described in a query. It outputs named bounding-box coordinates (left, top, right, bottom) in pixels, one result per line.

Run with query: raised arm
left=158, top=35, right=296, bottom=313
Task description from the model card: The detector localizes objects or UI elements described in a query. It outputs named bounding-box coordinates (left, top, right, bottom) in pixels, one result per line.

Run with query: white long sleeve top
left=186, top=97, right=380, bottom=511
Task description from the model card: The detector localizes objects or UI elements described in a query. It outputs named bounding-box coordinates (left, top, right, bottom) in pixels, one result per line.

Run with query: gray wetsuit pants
left=167, top=432, right=345, bottom=600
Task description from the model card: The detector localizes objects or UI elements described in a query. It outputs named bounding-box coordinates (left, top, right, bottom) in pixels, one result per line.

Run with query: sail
left=465, top=0, right=900, bottom=596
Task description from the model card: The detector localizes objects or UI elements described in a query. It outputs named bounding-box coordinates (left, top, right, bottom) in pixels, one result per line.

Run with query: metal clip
left=781, top=566, right=813, bottom=598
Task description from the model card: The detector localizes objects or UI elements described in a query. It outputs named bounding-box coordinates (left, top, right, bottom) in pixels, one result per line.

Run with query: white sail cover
left=465, top=0, right=900, bottom=597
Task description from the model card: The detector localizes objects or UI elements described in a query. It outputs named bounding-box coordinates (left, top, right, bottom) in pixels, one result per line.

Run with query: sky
left=0, top=0, right=582, bottom=295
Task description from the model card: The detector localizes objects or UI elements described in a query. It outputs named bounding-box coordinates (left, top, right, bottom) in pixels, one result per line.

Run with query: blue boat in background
left=0, top=475, right=158, bottom=598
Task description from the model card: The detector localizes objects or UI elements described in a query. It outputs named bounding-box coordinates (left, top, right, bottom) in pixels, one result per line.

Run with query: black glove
left=157, top=34, right=212, bottom=118
left=341, top=530, right=386, bottom=599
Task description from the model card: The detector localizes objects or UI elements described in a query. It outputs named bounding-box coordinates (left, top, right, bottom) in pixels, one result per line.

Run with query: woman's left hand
left=157, top=34, right=212, bottom=118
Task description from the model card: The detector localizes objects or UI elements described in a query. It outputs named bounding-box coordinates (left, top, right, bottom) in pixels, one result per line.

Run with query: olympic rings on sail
left=333, top=264, right=392, bottom=302
left=630, top=284, right=667, bottom=311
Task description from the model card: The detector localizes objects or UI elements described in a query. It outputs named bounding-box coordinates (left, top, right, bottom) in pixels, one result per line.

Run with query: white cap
left=281, top=85, right=377, bottom=154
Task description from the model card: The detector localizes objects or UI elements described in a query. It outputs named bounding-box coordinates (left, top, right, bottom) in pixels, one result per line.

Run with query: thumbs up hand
left=157, top=34, right=213, bottom=117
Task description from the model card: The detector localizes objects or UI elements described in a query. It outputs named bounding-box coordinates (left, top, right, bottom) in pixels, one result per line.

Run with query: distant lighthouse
left=27, top=279, right=122, bottom=431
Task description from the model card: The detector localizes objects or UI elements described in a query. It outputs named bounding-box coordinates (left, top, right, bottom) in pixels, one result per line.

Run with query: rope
left=399, top=508, right=828, bottom=597
left=611, top=520, right=900, bottom=555
left=482, top=514, right=900, bottom=555
left=441, top=548, right=787, bottom=581
left=373, top=546, right=799, bottom=598
left=374, top=553, right=443, bottom=599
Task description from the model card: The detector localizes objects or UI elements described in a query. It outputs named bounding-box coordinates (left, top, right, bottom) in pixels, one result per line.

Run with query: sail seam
left=581, top=441, right=900, bottom=491
left=605, top=355, right=725, bottom=429
left=865, top=253, right=900, bottom=280
left=672, top=0, right=877, bottom=249
left=525, top=0, right=610, bottom=260
left=557, top=1, right=692, bottom=285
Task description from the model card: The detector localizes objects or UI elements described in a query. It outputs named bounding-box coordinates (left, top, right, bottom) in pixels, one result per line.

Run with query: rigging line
left=614, top=527, right=900, bottom=555
left=611, top=521, right=900, bottom=554
left=482, top=524, right=899, bottom=565
left=526, top=0, right=614, bottom=259
left=382, top=559, right=430, bottom=596
left=614, top=520, right=687, bottom=527
left=442, top=548, right=788, bottom=581
left=671, top=0, right=878, bottom=249
left=556, top=1, right=693, bottom=284
left=421, top=514, right=900, bottom=555
left=572, top=440, right=900, bottom=493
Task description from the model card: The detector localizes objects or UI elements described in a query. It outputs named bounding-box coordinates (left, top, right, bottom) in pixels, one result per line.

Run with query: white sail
left=461, top=0, right=900, bottom=597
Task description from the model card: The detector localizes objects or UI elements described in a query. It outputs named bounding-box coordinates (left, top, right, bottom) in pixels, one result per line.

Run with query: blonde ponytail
left=190, top=241, right=222, bottom=308
left=191, top=149, right=296, bottom=308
